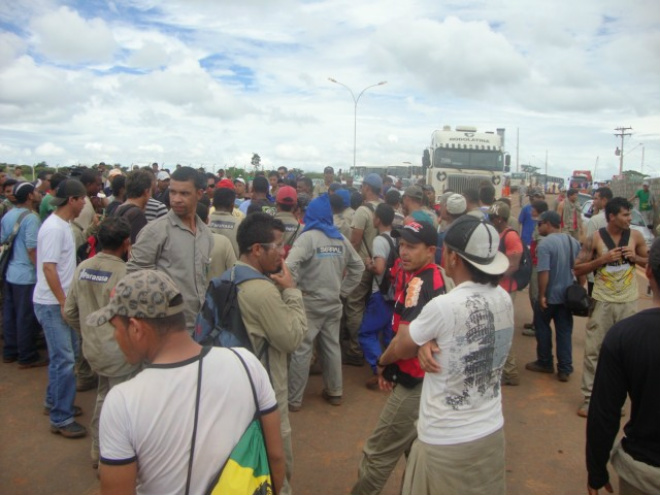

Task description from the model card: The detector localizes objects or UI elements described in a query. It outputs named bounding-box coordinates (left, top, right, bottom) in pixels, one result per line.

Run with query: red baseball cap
left=276, top=185, right=298, bottom=205
left=217, top=179, right=235, bottom=190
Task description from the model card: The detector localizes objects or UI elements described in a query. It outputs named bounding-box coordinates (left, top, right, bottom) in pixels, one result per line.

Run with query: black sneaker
left=557, top=372, right=570, bottom=382
left=525, top=361, right=554, bottom=374
left=18, top=355, right=49, bottom=369
left=50, top=421, right=87, bottom=439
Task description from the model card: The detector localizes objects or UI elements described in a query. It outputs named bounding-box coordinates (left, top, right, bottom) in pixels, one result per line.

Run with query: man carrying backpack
left=488, top=202, right=523, bottom=386
left=358, top=203, right=397, bottom=390
left=524, top=211, right=582, bottom=382
left=196, top=212, right=306, bottom=495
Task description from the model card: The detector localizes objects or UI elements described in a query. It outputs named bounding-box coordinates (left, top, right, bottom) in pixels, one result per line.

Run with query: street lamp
left=328, top=78, right=387, bottom=171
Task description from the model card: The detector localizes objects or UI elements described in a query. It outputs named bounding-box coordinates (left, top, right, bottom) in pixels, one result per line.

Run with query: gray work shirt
left=127, top=209, right=213, bottom=333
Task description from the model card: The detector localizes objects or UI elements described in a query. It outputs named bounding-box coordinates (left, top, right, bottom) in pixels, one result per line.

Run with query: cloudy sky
left=1, top=0, right=659, bottom=180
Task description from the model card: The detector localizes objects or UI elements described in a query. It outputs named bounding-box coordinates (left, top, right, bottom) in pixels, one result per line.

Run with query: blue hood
left=302, top=195, right=343, bottom=240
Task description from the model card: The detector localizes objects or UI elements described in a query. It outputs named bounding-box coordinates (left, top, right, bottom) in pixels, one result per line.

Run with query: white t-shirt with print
left=409, top=281, right=514, bottom=445
left=100, top=347, right=277, bottom=495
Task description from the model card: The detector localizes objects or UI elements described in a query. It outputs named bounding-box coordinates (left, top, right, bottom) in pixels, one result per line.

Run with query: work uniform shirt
left=208, top=210, right=242, bottom=258
left=208, top=233, right=237, bottom=281
left=274, top=211, right=301, bottom=249
left=351, top=200, right=382, bottom=260
left=127, top=210, right=213, bottom=333
left=286, top=230, right=364, bottom=315
left=64, top=253, right=138, bottom=377
left=234, top=261, right=307, bottom=411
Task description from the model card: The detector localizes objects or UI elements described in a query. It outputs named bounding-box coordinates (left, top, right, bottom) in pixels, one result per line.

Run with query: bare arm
left=27, top=247, right=36, bottom=266
left=350, top=227, right=364, bottom=252
left=622, top=230, right=648, bottom=268
left=63, top=278, right=81, bottom=331
left=378, top=323, right=418, bottom=365
left=370, top=256, right=386, bottom=276
left=42, top=262, right=66, bottom=306
left=573, top=233, right=618, bottom=277
left=538, top=270, right=550, bottom=309
left=100, top=462, right=137, bottom=495
left=504, top=252, right=522, bottom=277
left=261, top=409, right=285, bottom=495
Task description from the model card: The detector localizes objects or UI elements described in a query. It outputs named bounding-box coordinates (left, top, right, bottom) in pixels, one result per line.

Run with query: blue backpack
left=194, top=265, right=271, bottom=364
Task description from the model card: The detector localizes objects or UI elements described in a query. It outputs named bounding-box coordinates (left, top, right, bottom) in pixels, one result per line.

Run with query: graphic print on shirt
left=445, top=293, right=511, bottom=410
left=315, top=245, right=344, bottom=258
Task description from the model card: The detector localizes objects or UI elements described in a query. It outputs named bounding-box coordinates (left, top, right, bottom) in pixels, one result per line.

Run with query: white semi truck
left=422, top=125, right=510, bottom=197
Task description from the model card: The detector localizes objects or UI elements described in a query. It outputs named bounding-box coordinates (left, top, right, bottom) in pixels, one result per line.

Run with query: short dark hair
left=479, top=185, right=496, bottom=206
left=213, top=188, right=236, bottom=210
left=350, top=192, right=363, bottom=210
left=531, top=200, right=548, bottom=215
left=567, top=188, right=578, bottom=197
left=171, top=166, right=205, bottom=190
left=50, top=173, right=66, bottom=191
left=205, top=172, right=216, bottom=182
left=268, top=170, right=279, bottom=178
left=80, top=168, right=100, bottom=186
left=252, top=176, right=269, bottom=194
left=278, top=166, right=288, bottom=173
left=297, top=177, right=313, bottom=191
left=196, top=203, right=209, bottom=223
left=375, top=203, right=394, bottom=227
left=247, top=199, right=275, bottom=215
left=37, top=170, right=51, bottom=180
left=605, top=197, right=632, bottom=222
left=97, top=216, right=131, bottom=250
left=594, top=187, right=613, bottom=201
left=329, top=193, right=345, bottom=214
left=125, top=170, right=153, bottom=199
left=111, top=175, right=126, bottom=197
left=237, top=212, right=285, bottom=255
left=463, top=188, right=479, bottom=204
left=385, top=189, right=400, bottom=206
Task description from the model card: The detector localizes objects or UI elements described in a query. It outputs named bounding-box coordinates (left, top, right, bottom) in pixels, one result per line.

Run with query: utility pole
left=614, top=126, right=632, bottom=176
left=516, top=128, right=520, bottom=173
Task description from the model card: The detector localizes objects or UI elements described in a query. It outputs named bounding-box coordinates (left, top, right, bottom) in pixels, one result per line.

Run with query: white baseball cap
left=444, top=215, right=509, bottom=275
left=157, top=171, right=170, bottom=181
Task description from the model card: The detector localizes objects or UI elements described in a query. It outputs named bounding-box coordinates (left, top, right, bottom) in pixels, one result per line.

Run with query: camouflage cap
left=85, top=270, right=184, bottom=327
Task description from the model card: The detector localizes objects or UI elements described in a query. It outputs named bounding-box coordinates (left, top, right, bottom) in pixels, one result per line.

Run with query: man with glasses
left=223, top=212, right=306, bottom=495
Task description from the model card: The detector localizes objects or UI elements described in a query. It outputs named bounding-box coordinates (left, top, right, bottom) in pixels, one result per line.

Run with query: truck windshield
left=433, top=148, right=502, bottom=172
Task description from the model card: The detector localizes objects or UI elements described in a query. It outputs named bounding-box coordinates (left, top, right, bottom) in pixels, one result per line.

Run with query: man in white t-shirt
left=33, top=179, right=88, bottom=438
left=89, top=270, right=285, bottom=495
left=382, top=215, right=514, bottom=495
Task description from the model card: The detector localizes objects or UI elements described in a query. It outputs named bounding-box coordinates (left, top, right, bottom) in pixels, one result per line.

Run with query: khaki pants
left=343, top=270, right=373, bottom=358
left=611, top=442, right=660, bottom=495
left=581, top=300, right=637, bottom=400
left=401, top=428, right=505, bottom=495
left=351, top=382, right=422, bottom=495
left=91, top=372, right=137, bottom=463
left=502, top=292, right=518, bottom=381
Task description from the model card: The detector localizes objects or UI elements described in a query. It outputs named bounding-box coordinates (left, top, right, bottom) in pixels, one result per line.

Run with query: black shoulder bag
left=564, top=235, right=590, bottom=317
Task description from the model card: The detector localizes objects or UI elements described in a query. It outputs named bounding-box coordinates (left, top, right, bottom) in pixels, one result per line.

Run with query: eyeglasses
left=259, top=242, right=285, bottom=252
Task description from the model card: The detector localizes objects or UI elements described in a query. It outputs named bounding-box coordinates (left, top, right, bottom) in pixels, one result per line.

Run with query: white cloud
left=0, top=32, right=26, bottom=69
left=35, top=142, right=65, bottom=156
left=30, top=6, right=117, bottom=63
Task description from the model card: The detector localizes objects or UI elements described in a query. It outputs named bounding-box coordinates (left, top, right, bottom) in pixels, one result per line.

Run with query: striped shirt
left=145, top=198, right=167, bottom=222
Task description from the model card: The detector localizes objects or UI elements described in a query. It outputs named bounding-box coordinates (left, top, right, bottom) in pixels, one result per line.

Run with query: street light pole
left=328, top=78, right=387, bottom=171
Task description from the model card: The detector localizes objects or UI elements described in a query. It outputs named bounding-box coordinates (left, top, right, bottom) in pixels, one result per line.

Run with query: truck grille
left=447, top=174, right=491, bottom=194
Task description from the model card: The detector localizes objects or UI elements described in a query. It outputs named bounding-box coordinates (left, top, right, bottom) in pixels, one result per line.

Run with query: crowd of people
left=1, top=162, right=658, bottom=495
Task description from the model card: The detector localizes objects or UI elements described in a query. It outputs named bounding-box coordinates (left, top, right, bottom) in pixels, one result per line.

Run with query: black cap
left=50, top=179, right=87, bottom=206
left=324, top=166, right=334, bottom=174
left=392, top=221, right=437, bottom=246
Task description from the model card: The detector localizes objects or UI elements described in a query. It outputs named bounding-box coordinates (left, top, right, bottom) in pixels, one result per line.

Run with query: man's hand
left=418, top=341, right=441, bottom=373
left=621, top=245, right=637, bottom=264
left=270, top=261, right=295, bottom=290
left=587, top=481, right=613, bottom=495
left=540, top=295, right=548, bottom=310
left=376, top=365, right=393, bottom=392
left=601, top=248, right=623, bottom=265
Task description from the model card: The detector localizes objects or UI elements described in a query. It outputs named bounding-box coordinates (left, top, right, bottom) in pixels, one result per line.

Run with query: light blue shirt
left=536, top=233, right=581, bottom=305
left=1, top=207, right=40, bottom=285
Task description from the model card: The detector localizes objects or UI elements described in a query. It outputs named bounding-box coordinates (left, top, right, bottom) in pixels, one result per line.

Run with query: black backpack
left=194, top=265, right=271, bottom=369
left=499, top=229, right=532, bottom=291
left=377, top=233, right=398, bottom=302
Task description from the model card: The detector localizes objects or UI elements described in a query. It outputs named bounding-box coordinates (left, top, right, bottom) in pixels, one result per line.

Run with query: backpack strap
left=185, top=346, right=207, bottom=495
left=598, top=227, right=632, bottom=250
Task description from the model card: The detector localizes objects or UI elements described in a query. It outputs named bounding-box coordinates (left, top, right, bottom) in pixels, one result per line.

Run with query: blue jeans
left=533, top=302, right=573, bottom=374
left=3, top=283, right=40, bottom=364
left=34, top=303, right=79, bottom=427
left=358, top=292, right=394, bottom=373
